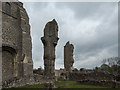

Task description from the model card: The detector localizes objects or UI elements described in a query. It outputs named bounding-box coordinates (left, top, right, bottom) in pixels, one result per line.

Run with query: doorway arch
left=2, top=46, right=18, bottom=81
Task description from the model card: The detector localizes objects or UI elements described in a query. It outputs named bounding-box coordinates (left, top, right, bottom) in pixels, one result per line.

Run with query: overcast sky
left=22, top=2, right=118, bottom=69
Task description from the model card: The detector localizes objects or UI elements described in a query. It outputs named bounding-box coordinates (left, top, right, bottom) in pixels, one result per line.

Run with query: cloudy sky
left=21, top=1, right=118, bottom=69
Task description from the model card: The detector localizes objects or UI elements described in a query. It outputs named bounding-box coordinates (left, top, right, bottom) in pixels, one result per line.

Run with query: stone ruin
left=1, top=1, right=60, bottom=88
left=2, top=0, right=33, bottom=80
left=69, top=71, right=114, bottom=81
left=1, top=0, right=120, bottom=89
left=41, top=19, right=59, bottom=80
left=64, top=41, right=74, bottom=72
left=1, top=1, right=34, bottom=88
left=68, top=71, right=120, bottom=88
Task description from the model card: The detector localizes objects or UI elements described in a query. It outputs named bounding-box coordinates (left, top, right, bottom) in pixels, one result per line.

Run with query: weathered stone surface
left=2, top=74, right=46, bottom=88
left=78, top=79, right=120, bottom=88
left=41, top=19, right=59, bottom=80
left=0, top=1, right=2, bottom=89
left=68, top=71, right=114, bottom=81
left=64, top=41, right=74, bottom=72
left=0, top=50, right=2, bottom=89
left=44, top=81, right=55, bottom=89
left=2, top=1, right=33, bottom=87
left=33, top=68, right=44, bottom=75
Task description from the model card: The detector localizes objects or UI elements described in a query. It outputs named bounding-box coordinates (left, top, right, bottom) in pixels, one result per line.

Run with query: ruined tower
left=41, top=19, right=59, bottom=80
left=64, top=41, right=74, bottom=72
left=1, top=1, right=33, bottom=84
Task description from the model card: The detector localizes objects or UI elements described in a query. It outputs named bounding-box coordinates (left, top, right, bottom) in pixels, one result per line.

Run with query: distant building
left=55, top=69, right=64, bottom=78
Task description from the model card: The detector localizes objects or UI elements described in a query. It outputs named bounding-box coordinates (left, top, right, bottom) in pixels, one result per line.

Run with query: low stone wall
left=78, top=79, right=120, bottom=88
left=68, top=71, right=114, bottom=81
left=2, top=74, right=47, bottom=88
left=68, top=71, right=120, bottom=88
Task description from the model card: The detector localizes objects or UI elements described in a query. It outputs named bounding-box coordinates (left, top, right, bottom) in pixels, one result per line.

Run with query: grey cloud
left=74, top=44, right=118, bottom=69
left=23, top=2, right=118, bottom=69
left=55, top=2, right=117, bottom=20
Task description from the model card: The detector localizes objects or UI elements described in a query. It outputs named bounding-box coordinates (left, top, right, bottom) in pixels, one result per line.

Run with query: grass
left=55, top=80, right=110, bottom=88
left=5, top=84, right=45, bottom=89
left=2, top=80, right=114, bottom=89
left=61, top=84, right=110, bottom=88
left=17, top=84, right=44, bottom=88
left=55, top=80, right=77, bottom=86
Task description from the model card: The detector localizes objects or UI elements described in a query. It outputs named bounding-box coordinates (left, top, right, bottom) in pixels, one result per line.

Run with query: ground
left=3, top=80, right=115, bottom=89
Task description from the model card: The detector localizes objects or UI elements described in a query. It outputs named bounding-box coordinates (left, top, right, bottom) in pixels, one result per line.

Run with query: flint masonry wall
left=2, top=1, right=33, bottom=84
left=18, top=2, right=33, bottom=76
left=68, top=71, right=114, bottom=81
left=2, top=2, right=23, bottom=81
left=69, top=71, right=120, bottom=88
left=64, top=42, right=74, bottom=72
left=41, top=19, right=59, bottom=80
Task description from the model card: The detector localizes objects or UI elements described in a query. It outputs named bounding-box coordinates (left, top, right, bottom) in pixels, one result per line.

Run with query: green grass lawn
left=3, top=80, right=113, bottom=89
left=17, top=84, right=44, bottom=88
left=6, top=84, right=45, bottom=89
left=55, top=80, right=77, bottom=86
left=55, top=80, right=109, bottom=88
left=61, top=84, right=109, bottom=88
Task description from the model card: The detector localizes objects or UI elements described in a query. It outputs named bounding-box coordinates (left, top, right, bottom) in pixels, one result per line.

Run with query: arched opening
left=2, top=46, right=17, bottom=81
left=5, top=2, right=11, bottom=15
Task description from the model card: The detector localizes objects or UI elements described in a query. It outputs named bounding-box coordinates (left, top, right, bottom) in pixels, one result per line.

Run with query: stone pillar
left=41, top=19, right=59, bottom=80
left=64, top=41, right=74, bottom=72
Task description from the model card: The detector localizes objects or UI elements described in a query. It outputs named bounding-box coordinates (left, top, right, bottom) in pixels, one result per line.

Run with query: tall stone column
left=64, top=41, right=74, bottom=72
left=41, top=19, right=59, bottom=80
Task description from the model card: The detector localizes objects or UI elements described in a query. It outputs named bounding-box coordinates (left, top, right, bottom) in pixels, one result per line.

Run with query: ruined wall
left=18, top=2, right=33, bottom=76
left=64, top=42, right=74, bottom=72
left=55, top=70, right=64, bottom=78
left=2, top=2, right=23, bottom=81
left=41, top=19, right=59, bottom=80
left=68, top=71, right=114, bottom=81
left=72, top=71, right=120, bottom=88
left=2, top=1, right=33, bottom=83
left=78, top=80, right=120, bottom=88
left=0, top=1, right=2, bottom=89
